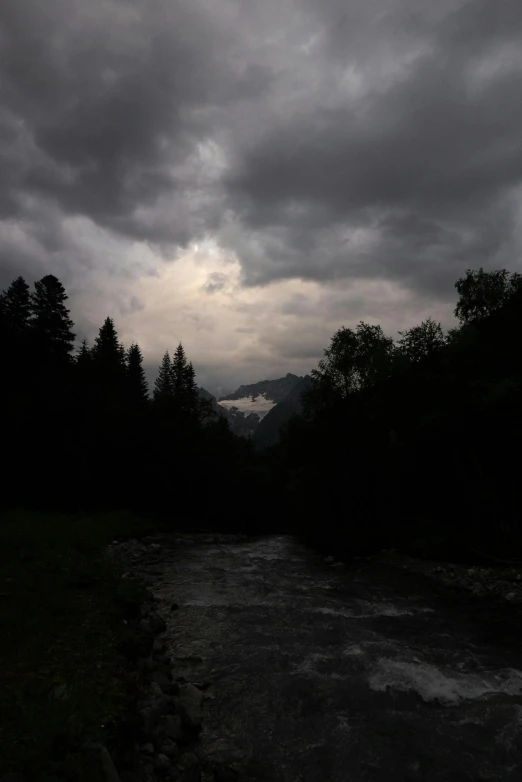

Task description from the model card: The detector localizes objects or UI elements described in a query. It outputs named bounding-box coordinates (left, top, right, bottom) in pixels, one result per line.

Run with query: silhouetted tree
left=31, top=275, right=75, bottom=363
left=396, top=317, right=446, bottom=363
left=1, top=276, right=31, bottom=335
left=455, top=268, right=522, bottom=324
left=153, top=350, right=173, bottom=402
left=126, top=343, right=149, bottom=405
left=303, top=322, right=394, bottom=415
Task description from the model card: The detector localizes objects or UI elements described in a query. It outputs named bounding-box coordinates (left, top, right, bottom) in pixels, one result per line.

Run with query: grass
left=0, top=509, right=161, bottom=781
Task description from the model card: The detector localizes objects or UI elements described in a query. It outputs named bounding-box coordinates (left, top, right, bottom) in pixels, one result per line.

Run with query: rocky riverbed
left=377, top=549, right=522, bottom=603
left=110, top=533, right=522, bottom=782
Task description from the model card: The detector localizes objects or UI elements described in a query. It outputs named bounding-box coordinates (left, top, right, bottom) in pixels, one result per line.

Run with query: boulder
left=159, top=739, right=179, bottom=758
left=156, top=715, right=184, bottom=742
left=177, top=684, right=203, bottom=731
left=148, top=612, right=167, bottom=634
left=155, top=754, right=172, bottom=774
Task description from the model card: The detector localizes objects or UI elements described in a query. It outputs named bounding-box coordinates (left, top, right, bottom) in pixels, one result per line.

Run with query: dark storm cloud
left=2, top=0, right=522, bottom=380
left=0, top=0, right=272, bottom=250
left=223, top=0, right=522, bottom=293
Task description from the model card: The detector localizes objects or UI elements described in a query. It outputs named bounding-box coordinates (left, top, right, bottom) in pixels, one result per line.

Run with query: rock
left=506, top=592, right=517, bottom=601
left=151, top=671, right=177, bottom=696
left=141, top=743, right=155, bottom=755
left=149, top=682, right=164, bottom=699
left=177, top=752, right=199, bottom=770
left=213, top=764, right=238, bottom=781
left=49, top=683, right=68, bottom=700
left=157, top=715, right=184, bottom=742
left=517, top=574, right=522, bottom=581
left=177, top=684, right=203, bottom=731
left=468, top=568, right=475, bottom=576
left=140, top=619, right=154, bottom=635
left=153, top=639, right=165, bottom=653
left=180, top=769, right=201, bottom=782
left=159, top=739, right=179, bottom=758
left=155, top=754, right=172, bottom=774
left=148, top=612, right=167, bottom=634
left=155, top=653, right=172, bottom=666
left=324, top=556, right=334, bottom=563
left=170, top=603, right=180, bottom=611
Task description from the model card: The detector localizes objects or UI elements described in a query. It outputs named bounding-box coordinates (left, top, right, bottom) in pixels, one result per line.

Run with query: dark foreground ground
left=113, top=534, right=522, bottom=782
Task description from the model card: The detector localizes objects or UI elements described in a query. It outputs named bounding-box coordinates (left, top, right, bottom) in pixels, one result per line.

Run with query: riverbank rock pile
left=376, top=550, right=522, bottom=603
left=107, top=537, right=237, bottom=782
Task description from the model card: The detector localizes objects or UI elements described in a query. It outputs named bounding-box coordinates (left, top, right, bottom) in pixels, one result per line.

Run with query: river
left=118, top=533, right=522, bottom=781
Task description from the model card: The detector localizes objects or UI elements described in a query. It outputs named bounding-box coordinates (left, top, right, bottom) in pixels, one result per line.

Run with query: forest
left=2, top=267, right=522, bottom=560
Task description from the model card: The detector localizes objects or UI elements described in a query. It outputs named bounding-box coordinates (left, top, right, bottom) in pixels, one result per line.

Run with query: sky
left=1, top=0, right=522, bottom=397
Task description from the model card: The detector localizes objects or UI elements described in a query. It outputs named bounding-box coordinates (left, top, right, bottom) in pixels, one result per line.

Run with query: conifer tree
left=183, top=360, right=199, bottom=416
left=91, top=317, right=127, bottom=403
left=92, top=317, right=125, bottom=366
left=171, top=342, right=187, bottom=401
left=1, top=276, right=32, bottom=335
left=126, top=343, right=149, bottom=405
left=31, top=274, right=75, bottom=362
left=153, top=350, right=173, bottom=402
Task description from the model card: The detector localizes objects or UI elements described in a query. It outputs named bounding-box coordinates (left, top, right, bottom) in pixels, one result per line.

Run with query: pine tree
left=153, top=350, right=173, bottom=402
left=76, top=338, right=92, bottom=367
left=31, top=274, right=75, bottom=362
left=92, top=317, right=125, bottom=366
left=126, top=343, right=149, bottom=405
left=183, top=361, right=199, bottom=416
left=1, top=276, right=32, bottom=335
left=91, top=317, right=127, bottom=404
left=171, top=343, right=187, bottom=402
left=171, top=343, right=199, bottom=416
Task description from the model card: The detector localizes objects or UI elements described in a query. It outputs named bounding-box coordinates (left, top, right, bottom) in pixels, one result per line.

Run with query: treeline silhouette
left=0, top=274, right=267, bottom=524
left=271, top=268, right=522, bottom=561
left=3, top=268, right=522, bottom=559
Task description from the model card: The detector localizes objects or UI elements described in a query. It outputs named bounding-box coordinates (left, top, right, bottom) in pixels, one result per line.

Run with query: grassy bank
left=0, top=510, right=161, bottom=781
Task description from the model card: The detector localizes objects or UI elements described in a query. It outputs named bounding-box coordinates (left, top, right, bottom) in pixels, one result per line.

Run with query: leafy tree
left=31, top=274, right=75, bottom=362
left=396, top=317, right=446, bottom=363
left=455, top=268, right=522, bottom=324
left=303, top=322, right=394, bottom=414
left=126, top=343, right=149, bottom=405
left=153, top=350, right=173, bottom=402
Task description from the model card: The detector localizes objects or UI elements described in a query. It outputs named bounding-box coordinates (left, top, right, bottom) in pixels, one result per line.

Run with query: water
left=120, top=534, right=522, bottom=780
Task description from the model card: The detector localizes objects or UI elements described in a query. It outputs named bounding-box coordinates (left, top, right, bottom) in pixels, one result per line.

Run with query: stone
left=177, top=684, right=203, bottom=731
left=155, top=754, right=172, bottom=774
left=149, top=682, right=164, bottom=699
left=141, top=743, right=155, bottom=755
left=157, top=714, right=183, bottom=742
left=181, top=768, right=201, bottom=782
left=324, top=556, right=334, bottom=563
left=170, top=603, right=180, bottom=611
left=213, top=765, right=238, bottom=782
left=148, top=612, right=167, bottom=634
left=506, top=592, right=516, bottom=601
left=153, top=639, right=165, bottom=653
left=177, top=753, right=199, bottom=770
left=140, top=619, right=154, bottom=635
left=159, top=739, right=179, bottom=758
left=151, top=671, right=177, bottom=696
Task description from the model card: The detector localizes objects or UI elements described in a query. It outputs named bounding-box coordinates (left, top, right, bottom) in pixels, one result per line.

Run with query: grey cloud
left=2, top=0, right=522, bottom=384
left=202, top=272, right=228, bottom=294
